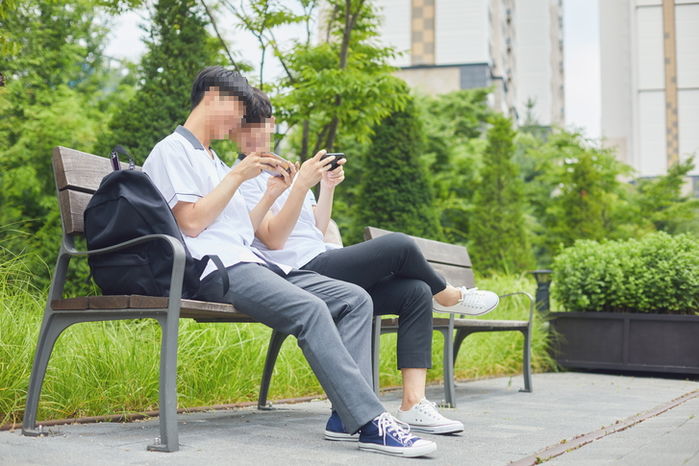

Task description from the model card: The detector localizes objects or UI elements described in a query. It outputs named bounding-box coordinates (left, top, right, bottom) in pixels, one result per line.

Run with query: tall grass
left=0, top=252, right=553, bottom=425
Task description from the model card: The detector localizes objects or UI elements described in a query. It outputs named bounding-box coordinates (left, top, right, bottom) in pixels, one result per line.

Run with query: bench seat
left=380, top=317, right=529, bottom=330
left=51, top=295, right=255, bottom=322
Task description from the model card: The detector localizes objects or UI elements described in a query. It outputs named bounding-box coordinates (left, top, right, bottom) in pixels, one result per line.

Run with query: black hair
left=190, top=66, right=252, bottom=110
left=244, top=87, right=273, bottom=124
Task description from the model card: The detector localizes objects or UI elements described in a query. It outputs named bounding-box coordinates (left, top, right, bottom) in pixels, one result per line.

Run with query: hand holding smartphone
left=261, top=152, right=293, bottom=177
left=321, top=152, right=347, bottom=171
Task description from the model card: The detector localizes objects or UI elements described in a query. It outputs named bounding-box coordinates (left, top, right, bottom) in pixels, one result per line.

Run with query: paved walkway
left=1, top=372, right=698, bottom=465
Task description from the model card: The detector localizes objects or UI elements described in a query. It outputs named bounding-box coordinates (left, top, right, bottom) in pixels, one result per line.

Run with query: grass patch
left=0, top=252, right=553, bottom=425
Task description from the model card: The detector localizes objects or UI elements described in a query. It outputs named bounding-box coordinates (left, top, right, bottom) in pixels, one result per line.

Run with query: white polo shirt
left=143, top=126, right=292, bottom=278
left=237, top=166, right=340, bottom=269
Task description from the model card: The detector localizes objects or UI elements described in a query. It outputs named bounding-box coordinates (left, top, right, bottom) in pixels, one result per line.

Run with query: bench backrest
left=364, top=227, right=475, bottom=289
left=53, top=146, right=137, bottom=235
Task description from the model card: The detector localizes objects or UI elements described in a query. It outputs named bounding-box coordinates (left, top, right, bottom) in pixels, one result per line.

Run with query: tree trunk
left=324, top=0, right=365, bottom=151
left=300, top=119, right=310, bottom=162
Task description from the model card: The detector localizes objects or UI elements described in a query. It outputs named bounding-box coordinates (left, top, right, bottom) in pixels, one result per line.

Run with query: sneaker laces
left=415, top=399, right=446, bottom=421
left=376, top=412, right=415, bottom=444
left=459, top=286, right=487, bottom=309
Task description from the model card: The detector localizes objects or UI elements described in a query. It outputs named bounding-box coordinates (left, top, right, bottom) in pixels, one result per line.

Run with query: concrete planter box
left=549, top=311, right=699, bottom=375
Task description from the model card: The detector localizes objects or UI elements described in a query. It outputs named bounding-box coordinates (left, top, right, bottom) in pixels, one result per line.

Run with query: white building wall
left=637, top=91, right=667, bottom=176
left=634, top=2, right=665, bottom=176
left=435, top=0, right=489, bottom=64
left=635, top=6, right=663, bottom=90
left=375, top=0, right=412, bottom=67
left=600, top=0, right=633, bottom=166
left=676, top=2, right=699, bottom=166
left=515, top=0, right=552, bottom=124
left=601, top=0, right=699, bottom=177
left=371, top=0, right=561, bottom=123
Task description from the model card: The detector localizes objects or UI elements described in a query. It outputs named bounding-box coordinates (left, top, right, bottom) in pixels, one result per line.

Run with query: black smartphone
left=321, top=152, right=346, bottom=171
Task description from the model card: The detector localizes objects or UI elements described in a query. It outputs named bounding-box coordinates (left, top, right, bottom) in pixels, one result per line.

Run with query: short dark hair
left=244, top=87, right=273, bottom=124
left=190, top=66, right=251, bottom=110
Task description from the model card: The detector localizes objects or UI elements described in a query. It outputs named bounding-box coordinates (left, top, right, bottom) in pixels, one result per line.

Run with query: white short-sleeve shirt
left=143, top=126, right=292, bottom=277
left=237, top=161, right=340, bottom=269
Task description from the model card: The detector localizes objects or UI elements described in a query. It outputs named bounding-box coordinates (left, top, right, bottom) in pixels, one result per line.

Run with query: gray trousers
left=197, top=262, right=384, bottom=433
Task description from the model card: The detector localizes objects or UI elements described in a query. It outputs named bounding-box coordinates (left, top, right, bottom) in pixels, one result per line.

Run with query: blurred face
left=238, top=117, right=275, bottom=154
left=202, top=88, right=246, bottom=139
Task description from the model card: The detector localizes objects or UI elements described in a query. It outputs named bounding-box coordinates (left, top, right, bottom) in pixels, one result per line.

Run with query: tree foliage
left=98, top=0, right=225, bottom=162
left=633, top=157, right=699, bottom=234
left=0, top=0, right=116, bottom=289
left=416, top=89, right=492, bottom=243
left=352, top=97, right=443, bottom=242
left=272, top=0, right=408, bottom=159
left=469, top=115, right=534, bottom=273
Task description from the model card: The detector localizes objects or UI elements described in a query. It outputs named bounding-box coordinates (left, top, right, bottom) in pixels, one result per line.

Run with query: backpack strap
left=201, top=254, right=230, bottom=296
left=110, top=145, right=136, bottom=171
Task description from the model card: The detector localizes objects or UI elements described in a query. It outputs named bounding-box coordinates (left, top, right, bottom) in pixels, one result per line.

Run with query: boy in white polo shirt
left=236, top=87, right=501, bottom=438
left=142, top=66, right=436, bottom=457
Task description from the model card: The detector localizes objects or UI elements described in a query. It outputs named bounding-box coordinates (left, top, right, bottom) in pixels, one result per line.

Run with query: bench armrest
left=498, top=291, right=535, bottom=325
left=51, top=234, right=187, bottom=306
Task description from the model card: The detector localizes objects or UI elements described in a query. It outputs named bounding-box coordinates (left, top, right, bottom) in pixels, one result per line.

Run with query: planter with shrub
left=549, top=232, right=699, bottom=374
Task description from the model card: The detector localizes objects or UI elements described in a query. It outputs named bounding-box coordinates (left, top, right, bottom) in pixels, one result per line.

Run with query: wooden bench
left=21, top=147, right=299, bottom=452
left=365, top=227, right=535, bottom=407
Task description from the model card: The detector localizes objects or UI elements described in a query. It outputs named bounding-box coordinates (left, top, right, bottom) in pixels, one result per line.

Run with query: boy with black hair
left=142, top=66, right=436, bottom=457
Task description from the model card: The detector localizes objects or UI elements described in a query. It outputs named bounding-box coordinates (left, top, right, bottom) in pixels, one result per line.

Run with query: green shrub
left=552, top=232, right=699, bottom=314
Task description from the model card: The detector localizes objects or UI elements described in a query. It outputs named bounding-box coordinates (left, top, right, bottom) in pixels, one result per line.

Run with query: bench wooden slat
left=365, top=226, right=472, bottom=267
left=380, top=317, right=528, bottom=329
left=58, top=188, right=91, bottom=234
left=53, top=146, right=137, bottom=194
left=51, top=295, right=255, bottom=322
left=429, top=262, right=475, bottom=289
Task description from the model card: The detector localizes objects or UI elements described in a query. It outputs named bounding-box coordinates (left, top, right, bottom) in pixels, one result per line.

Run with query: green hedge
left=552, top=232, right=699, bottom=314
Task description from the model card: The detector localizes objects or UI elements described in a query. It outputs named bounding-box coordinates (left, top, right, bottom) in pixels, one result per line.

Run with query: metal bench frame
left=22, top=147, right=284, bottom=452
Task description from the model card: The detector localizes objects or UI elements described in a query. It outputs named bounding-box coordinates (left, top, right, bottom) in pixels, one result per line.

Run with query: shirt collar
left=175, top=125, right=205, bottom=151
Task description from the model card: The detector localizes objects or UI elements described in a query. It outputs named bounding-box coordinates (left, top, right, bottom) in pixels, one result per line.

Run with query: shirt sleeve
left=238, top=176, right=267, bottom=211
left=305, top=189, right=317, bottom=207
left=143, top=139, right=203, bottom=208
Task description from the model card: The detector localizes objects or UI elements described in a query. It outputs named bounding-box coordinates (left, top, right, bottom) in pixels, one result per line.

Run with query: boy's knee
left=387, top=232, right=419, bottom=254
left=293, top=295, right=331, bottom=333
left=413, top=280, right=433, bottom=301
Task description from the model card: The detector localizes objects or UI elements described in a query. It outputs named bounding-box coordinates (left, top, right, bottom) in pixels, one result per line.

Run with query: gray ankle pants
left=197, top=262, right=384, bottom=433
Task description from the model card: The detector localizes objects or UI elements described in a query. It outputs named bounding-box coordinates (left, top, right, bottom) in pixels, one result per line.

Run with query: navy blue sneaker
left=324, top=411, right=358, bottom=442
left=358, top=412, right=437, bottom=457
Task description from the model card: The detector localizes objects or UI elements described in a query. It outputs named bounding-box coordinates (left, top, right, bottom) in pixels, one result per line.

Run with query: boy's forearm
left=176, top=172, right=245, bottom=236
left=258, top=185, right=307, bottom=249
left=314, top=184, right=335, bottom=234
left=249, top=191, right=277, bottom=231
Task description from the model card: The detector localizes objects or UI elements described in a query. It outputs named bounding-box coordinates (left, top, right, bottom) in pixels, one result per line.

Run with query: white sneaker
left=434, top=286, right=499, bottom=316
left=395, top=398, right=464, bottom=434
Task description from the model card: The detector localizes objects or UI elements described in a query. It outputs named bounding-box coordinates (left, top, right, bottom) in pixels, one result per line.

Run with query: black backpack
left=84, top=146, right=228, bottom=299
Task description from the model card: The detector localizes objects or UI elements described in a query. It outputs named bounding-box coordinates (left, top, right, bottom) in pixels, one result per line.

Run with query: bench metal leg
left=519, top=328, right=533, bottom=393
left=148, top=315, right=180, bottom=452
left=452, top=329, right=473, bottom=366
left=22, top=314, right=74, bottom=436
left=258, top=330, right=288, bottom=409
left=437, top=328, right=456, bottom=408
left=371, top=316, right=382, bottom=395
